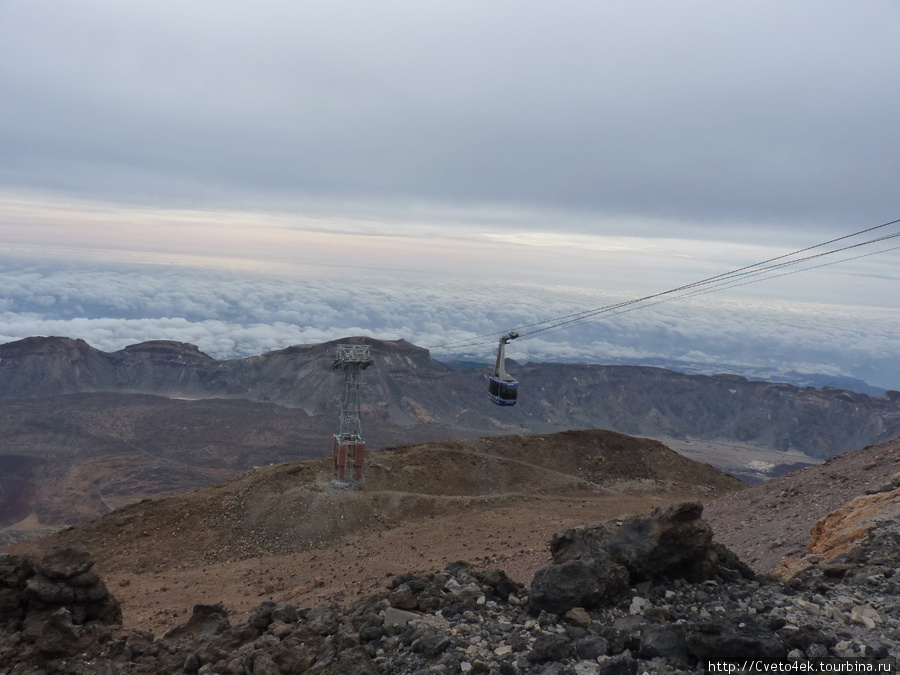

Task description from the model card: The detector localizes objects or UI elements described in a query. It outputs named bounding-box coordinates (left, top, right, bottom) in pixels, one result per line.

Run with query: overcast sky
left=1, top=1, right=899, bottom=389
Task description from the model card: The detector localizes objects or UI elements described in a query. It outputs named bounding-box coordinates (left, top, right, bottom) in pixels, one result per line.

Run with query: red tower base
left=333, top=434, right=366, bottom=481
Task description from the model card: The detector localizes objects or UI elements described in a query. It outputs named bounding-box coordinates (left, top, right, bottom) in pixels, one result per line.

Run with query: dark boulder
left=528, top=633, right=575, bottom=663
left=686, top=620, right=787, bottom=661
left=0, top=548, right=121, bottom=665
left=318, top=645, right=378, bottom=674
left=529, top=556, right=630, bottom=614
left=34, top=547, right=95, bottom=580
left=637, top=623, right=690, bottom=665
left=476, top=567, right=522, bottom=601
left=0, top=553, right=34, bottom=624
left=550, top=522, right=612, bottom=564
left=550, top=502, right=753, bottom=585
left=575, top=635, right=610, bottom=660
left=2, top=548, right=121, bottom=630
left=531, top=502, right=753, bottom=616
left=22, top=607, right=81, bottom=655
left=596, top=654, right=638, bottom=675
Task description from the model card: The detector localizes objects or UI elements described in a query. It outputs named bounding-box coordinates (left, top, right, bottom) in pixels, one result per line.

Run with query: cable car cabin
left=488, top=376, right=518, bottom=406
left=488, top=330, right=519, bottom=406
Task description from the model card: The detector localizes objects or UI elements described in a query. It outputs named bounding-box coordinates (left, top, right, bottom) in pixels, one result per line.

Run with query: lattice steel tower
left=331, top=343, right=374, bottom=481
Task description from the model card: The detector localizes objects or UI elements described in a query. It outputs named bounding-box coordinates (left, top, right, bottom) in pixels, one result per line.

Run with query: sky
left=1, top=1, right=899, bottom=390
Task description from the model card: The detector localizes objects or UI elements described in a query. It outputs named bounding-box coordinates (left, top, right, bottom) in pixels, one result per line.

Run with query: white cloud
left=2, top=254, right=899, bottom=390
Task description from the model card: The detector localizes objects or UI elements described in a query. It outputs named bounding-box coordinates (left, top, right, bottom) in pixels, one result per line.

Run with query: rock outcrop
left=775, top=480, right=900, bottom=581
left=807, top=486, right=900, bottom=559
left=530, top=502, right=753, bottom=614
left=0, top=547, right=121, bottom=665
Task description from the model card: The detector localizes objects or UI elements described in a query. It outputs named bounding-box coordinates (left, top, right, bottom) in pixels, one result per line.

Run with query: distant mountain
left=2, top=335, right=899, bottom=462
left=768, top=371, right=886, bottom=397
left=574, top=356, right=888, bottom=396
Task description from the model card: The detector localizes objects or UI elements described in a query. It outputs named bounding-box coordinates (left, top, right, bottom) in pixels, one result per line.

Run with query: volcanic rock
left=685, top=620, right=787, bottom=661
left=4, top=522, right=900, bottom=674
left=529, top=556, right=631, bottom=615
left=0, top=547, right=120, bottom=666
left=807, top=488, right=900, bottom=558
left=531, top=501, right=753, bottom=615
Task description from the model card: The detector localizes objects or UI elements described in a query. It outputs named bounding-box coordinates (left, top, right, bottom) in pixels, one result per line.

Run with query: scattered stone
left=629, top=596, right=651, bottom=615
left=850, top=604, right=880, bottom=629
left=565, top=607, right=593, bottom=628
left=164, top=602, right=230, bottom=639
left=383, top=606, right=421, bottom=631
left=4, top=503, right=900, bottom=674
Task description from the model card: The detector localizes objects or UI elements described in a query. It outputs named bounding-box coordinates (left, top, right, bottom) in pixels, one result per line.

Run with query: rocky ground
left=2, top=500, right=898, bottom=674
left=4, top=433, right=900, bottom=673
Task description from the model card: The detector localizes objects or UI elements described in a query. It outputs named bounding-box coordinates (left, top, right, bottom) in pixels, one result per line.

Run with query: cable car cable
left=431, top=218, right=900, bottom=351
left=515, top=230, right=900, bottom=341
left=519, top=243, right=900, bottom=341
left=430, top=218, right=900, bottom=352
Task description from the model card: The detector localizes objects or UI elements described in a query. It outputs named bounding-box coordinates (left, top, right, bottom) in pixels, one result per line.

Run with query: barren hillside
left=4, top=335, right=900, bottom=543
left=704, top=436, right=900, bottom=572
left=8, top=429, right=743, bottom=633
left=0, top=392, right=462, bottom=543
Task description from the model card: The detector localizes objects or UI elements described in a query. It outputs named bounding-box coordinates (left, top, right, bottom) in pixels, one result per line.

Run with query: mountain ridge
left=2, top=335, right=899, bottom=460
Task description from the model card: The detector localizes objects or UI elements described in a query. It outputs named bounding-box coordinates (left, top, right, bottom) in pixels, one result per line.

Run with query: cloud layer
left=2, top=3, right=898, bottom=397
left=2, top=255, right=898, bottom=390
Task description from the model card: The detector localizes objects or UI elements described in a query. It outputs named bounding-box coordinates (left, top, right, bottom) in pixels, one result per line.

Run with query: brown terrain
left=5, top=425, right=900, bottom=675
left=0, top=392, right=456, bottom=545
left=8, top=429, right=900, bottom=644
left=4, top=335, right=900, bottom=670
left=706, top=435, right=900, bottom=572
left=7, top=429, right=744, bottom=635
left=6, top=334, right=900, bottom=550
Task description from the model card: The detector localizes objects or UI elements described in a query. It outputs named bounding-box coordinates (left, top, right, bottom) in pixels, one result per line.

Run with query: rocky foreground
left=2, top=502, right=897, bottom=674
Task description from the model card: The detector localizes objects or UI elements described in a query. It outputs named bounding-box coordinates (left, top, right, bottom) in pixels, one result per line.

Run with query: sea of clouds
left=1, top=254, right=899, bottom=391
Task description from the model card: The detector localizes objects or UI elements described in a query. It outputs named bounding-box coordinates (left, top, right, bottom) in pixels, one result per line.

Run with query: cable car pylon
left=331, top=343, right=374, bottom=481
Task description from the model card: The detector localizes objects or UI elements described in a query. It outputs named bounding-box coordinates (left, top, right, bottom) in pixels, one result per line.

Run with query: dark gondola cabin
left=488, top=331, right=519, bottom=406
left=488, top=376, right=518, bottom=405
